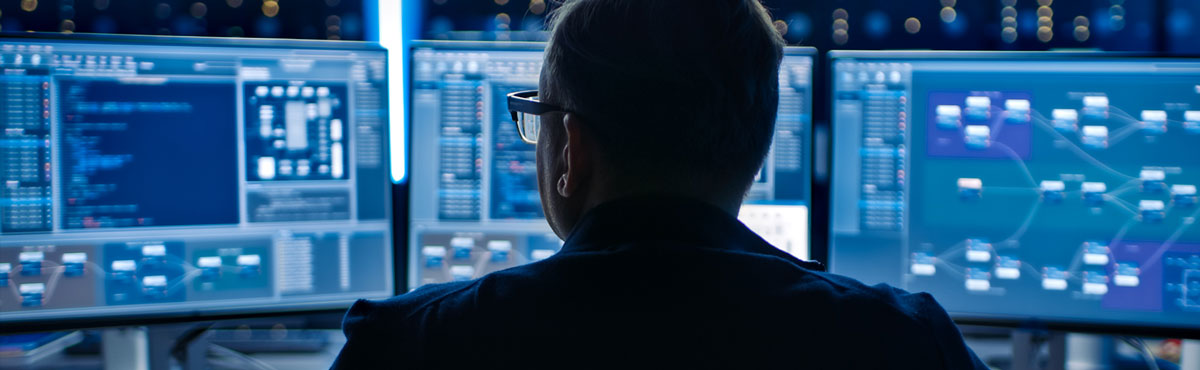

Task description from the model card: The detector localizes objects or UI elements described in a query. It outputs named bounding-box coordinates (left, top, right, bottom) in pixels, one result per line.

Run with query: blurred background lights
left=262, top=1, right=280, bottom=18
left=905, top=17, right=921, bottom=34
left=1110, top=4, right=1126, bottom=31
left=832, top=8, right=849, bottom=45
left=1038, top=26, right=1053, bottom=42
left=773, top=20, right=788, bottom=37
left=495, top=13, right=511, bottom=28
left=833, top=8, right=849, bottom=21
left=786, top=12, right=813, bottom=41
left=156, top=3, right=172, bottom=20
left=863, top=10, right=889, bottom=39
left=0, top=0, right=1192, bottom=54
left=1073, top=16, right=1090, bottom=42
left=190, top=2, right=207, bottom=19
left=530, top=0, right=547, bottom=15
left=941, top=0, right=967, bottom=39
left=1001, top=0, right=1018, bottom=44
left=940, top=7, right=957, bottom=23
left=1038, top=6, right=1054, bottom=18
left=1074, top=25, right=1090, bottom=42
left=1002, top=7, right=1018, bottom=20
left=1074, top=15, right=1090, bottom=27
left=1168, top=9, right=1194, bottom=38
left=833, top=29, right=849, bottom=45
left=1002, top=27, right=1018, bottom=43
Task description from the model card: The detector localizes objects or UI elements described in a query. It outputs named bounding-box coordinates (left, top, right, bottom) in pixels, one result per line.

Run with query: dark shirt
left=333, top=197, right=987, bottom=369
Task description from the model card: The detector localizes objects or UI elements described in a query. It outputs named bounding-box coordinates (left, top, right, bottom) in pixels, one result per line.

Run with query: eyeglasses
left=507, top=90, right=564, bottom=145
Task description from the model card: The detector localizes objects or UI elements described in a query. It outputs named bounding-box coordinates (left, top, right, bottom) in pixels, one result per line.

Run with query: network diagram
left=909, top=90, right=1200, bottom=312
left=1, top=243, right=269, bottom=310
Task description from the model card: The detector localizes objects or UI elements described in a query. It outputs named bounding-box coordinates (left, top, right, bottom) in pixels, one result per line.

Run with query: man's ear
left=557, top=113, right=592, bottom=198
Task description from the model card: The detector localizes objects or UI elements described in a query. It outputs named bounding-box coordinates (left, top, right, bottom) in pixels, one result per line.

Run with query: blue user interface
left=0, top=37, right=393, bottom=323
left=829, top=52, right=1200, bottom=331
left=407, top=42, right=814, bottom=289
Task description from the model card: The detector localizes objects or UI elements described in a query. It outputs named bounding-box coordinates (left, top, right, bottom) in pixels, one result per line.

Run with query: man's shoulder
left=793, top=270, right=947, bottom=327
left=343, top=261, right=546, bottom=329
left=793, top=271, right=985, bottom=367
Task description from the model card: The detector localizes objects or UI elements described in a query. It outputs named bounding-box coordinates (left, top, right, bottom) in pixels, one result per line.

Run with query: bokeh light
left=1002, top=27, right=1018, bottom=43
left=904, top=17, right=921, bottom=34
left=1074, top=25, right=1090, bottom=42
left=262, top=1, right=280, bottom=18
left=940, top=7, right=957, bottom=23
left=156, top=3, right=172, bottom=20
left=1038, top=25, right=1053, bottom=42
left=530, top=0, right=547, bottom=15
left=191, top=3, right=208, bottom=19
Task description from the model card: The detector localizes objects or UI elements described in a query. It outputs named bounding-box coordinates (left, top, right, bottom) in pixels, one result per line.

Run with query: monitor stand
left=1011, top=329, right=1066, bottom=370
left=102, top=324, right=211, bottom=370
left=1065, top=334, right=1115, bottom=370
left=1184, top=340, right=1200, bottom=370
left=102, top=319, right=334, bottom=369
left=102, top=327, right=150, bottom=370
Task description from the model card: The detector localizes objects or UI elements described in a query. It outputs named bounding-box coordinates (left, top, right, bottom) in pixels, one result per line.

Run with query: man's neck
left=580, top=186, right=743, bottom=219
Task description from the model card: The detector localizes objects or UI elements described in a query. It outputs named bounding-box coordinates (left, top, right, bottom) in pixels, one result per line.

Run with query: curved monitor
left=0, top=34, right=393, bottom=330
left=406, top=41, right=815, bottom=289
left=828, top=51, right=1200, bottom=337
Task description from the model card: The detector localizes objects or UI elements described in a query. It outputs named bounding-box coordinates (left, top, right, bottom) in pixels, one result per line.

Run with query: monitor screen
left=0, top=35, right=393, bottom=326
left=829, top=51, right=1200, bottom=333
left=407, top=42, right=814, bottom=289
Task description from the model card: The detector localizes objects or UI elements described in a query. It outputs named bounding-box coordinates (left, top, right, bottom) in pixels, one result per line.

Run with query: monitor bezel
left=825, top=50, right=1200, bottom=339
left=0, top=32, right=395, bottom=333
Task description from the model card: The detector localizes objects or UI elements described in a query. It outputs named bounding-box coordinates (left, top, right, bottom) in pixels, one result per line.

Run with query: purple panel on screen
left=1102, top=241, right=1200, bottom=312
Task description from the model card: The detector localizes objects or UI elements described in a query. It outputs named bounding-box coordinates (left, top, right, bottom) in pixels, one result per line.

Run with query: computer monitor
left=828, top=51, right=1200, bottom=336
left=0, top=34, right=393, bottom=330
left=407, top=42, right=814, bottom=288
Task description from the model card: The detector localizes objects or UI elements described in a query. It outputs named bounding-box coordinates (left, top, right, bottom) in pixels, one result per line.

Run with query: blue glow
left=378, top=0, right=408, bottom=184
left=787, top=12, right=812, bottom=40
left=864, top=11, right=890, bottom=40
left=943, top=13, right=968, bottom=38
left=1168, top=10, right=1193, bottom=38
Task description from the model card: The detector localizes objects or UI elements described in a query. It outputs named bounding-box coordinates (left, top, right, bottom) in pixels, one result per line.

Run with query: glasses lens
left=517, top=112, right=540, bottom=144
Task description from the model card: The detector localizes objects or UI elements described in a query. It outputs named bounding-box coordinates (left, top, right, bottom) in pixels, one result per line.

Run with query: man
left=334, top=0, right=987, bottom=368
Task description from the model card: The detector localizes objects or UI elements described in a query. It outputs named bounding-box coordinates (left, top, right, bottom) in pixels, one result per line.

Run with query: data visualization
left=0, top=37, right=392, bottom=324
left=408, top=43, right=814, bottom=289
left=830, top=52, right=1200, bottom=331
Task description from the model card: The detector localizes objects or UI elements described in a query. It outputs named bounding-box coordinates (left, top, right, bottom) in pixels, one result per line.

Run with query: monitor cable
left=208, top=343, right=278, bottom=370
left=1121, top=336, right=1161, bottom=370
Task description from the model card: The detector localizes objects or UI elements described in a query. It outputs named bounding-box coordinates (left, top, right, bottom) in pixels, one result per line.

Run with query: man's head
left=535, top=0, right=785, bottom=238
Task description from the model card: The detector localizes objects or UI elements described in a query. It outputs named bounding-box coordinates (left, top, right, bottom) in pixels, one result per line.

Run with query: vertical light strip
left=379, top=0, right=407, bottom=183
